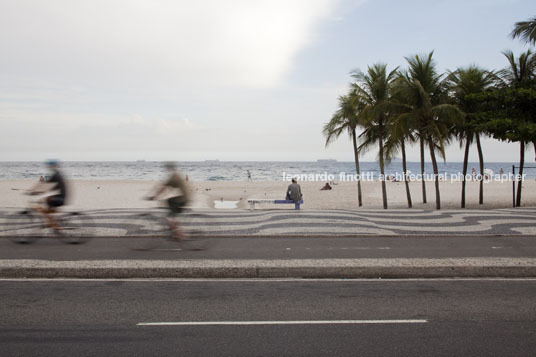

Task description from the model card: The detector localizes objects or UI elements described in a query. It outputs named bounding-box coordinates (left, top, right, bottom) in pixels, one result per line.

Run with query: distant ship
left=317, top=159, right=337, bottom=163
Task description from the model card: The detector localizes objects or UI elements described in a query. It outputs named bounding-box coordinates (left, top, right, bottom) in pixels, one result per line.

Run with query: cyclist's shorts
left=47, top=195, right=65, bottom=208
left=167, top=196, right=187, bottom=216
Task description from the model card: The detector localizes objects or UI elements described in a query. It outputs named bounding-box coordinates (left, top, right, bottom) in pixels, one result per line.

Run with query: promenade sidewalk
left=1, top=208, right=535, bottom=279
left=3, top=207, right=535, bottom=238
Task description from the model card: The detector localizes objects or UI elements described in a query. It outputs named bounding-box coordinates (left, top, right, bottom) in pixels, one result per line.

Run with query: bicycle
left=131, top=207, right=211, bottom=251
left=1, top=197, right=94, bottom=245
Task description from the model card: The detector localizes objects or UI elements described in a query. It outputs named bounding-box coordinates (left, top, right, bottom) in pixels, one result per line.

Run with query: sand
left=1, top=178, right=535, bottom=211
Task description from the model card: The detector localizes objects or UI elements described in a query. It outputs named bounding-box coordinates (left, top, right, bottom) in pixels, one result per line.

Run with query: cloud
left=0, top=0, right=381, bottom=161
left=0, top=0, right=341, bottom=89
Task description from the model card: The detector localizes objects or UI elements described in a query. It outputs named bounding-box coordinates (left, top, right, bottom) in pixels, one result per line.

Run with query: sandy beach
left=1, top=178, right=534, bottom=211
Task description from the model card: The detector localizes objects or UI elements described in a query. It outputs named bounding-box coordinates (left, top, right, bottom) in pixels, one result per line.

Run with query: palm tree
left=351, top=63, right=398, bottom=209
left=446, top=66, right=499, bottom=208
left=499, top=50, right=536, bottom=86
left=385, top=108, right=416, bottom=208
left=397, top=52, right=463, bottom=209
left=510, top=16, right=536, bottom=46
left=499, top=50, right=536, bottom=206
left=323, top=92, right=364, bottom=206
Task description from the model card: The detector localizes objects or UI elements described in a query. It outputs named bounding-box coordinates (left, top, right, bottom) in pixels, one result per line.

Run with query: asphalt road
left=1, top=235, right=536, bottom=260
left=1, top=279, right=535, bottom=356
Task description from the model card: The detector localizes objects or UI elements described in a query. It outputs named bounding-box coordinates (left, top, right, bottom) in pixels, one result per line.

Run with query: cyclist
left=28, top=160, right=68, bottom=230
left=147, top=161, right=191, bottom=239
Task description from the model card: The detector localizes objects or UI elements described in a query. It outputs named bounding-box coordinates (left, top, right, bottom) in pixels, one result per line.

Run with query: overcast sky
left=0, top=0, right=534, bottom=162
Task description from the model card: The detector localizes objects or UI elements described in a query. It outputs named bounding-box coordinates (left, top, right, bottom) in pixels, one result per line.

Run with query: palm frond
left=510, top=16, right=536, bottom=45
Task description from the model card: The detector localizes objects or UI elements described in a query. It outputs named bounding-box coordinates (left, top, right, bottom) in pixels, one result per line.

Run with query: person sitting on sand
left=320, top=182, right=332, bottom=190
left=286, top=178, right=303, bottom=202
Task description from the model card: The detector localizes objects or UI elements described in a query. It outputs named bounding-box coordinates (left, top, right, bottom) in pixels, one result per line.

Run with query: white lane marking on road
left=325, top=247, right=392, bottom=251
left=340, top=247, right=391, bottom=250
left=137, top=320, right=428, bottom=326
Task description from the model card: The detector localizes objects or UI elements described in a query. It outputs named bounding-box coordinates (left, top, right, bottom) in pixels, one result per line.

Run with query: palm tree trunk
left=420, top=136, right=427, bottom=204
left=476, top=134, right=484, bottom=205
left=378, top=123, right=387, bottom=209
left=516, top=141, right=525, bottom=207
left=401, top=139, right=412, bottom=208
left=352, top=129, right=363, bottom=207
left=429, top=141, right=441, bottom=210
left=461, top=138, right=470, bottom=208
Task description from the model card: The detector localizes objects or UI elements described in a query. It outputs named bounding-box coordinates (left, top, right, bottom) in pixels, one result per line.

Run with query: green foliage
left=321, top=16, right=536, bottom=209
left=499, top=50, right=536, bottom=88
left=445, top=66, right=499, bottom=145
left=323, top=92, right=363, bottom=147
left=467, top=87, right=536, bottom=142
left=510, top=16, right=536, bottom=46
left=351, top=63, right=398, bottom=159
left=395, top=51, right=463, bottom=160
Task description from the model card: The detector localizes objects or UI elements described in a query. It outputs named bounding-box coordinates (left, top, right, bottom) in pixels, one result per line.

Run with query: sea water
left=0, top=161, right=531, bottom=181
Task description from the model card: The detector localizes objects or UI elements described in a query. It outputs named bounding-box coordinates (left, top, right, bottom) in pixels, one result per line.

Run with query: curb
left=1, top=258, right=536, bottom=279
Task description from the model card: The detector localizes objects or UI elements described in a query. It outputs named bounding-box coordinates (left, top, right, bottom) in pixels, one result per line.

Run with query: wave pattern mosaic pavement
left=1, top=208, right=535, bottom=237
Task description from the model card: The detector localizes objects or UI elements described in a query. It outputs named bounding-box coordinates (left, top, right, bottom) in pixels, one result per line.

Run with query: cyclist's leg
left=166, top=196, right=187, bottom=240
left=42, top=195, right=64, bottom=231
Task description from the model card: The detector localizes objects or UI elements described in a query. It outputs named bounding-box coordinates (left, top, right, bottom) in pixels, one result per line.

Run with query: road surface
left=1, top=279, right=535, bottom=356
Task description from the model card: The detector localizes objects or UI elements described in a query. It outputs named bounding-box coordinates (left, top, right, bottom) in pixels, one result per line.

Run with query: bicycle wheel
left=180, top=211, right=207, bottom=237
left=3, top=210, right=44, bottom=244
left=131, top=212, right=170, bottom=251
left=57, top=212, right=94, bottom=244
left=175, top=212, right=211, bottom=251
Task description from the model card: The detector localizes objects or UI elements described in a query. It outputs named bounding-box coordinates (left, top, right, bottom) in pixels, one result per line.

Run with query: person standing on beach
left=247, top=170, right=252, bottom=181
left=286, top=178, right=303, bottom=202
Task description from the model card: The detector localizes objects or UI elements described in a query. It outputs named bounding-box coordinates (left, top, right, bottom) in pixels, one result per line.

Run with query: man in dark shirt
left=31, top=160, right=68, bottom=211
left=286, top=178, right=303, bottom=202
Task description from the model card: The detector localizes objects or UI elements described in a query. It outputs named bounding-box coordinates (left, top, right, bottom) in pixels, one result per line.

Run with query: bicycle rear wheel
left=57, top=212, right=94, bottom=244
left=3, top=210, right=44, bottom=244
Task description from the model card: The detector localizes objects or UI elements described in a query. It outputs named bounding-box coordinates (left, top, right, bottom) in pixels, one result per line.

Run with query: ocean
left=0, top=161, right=531, bottom=181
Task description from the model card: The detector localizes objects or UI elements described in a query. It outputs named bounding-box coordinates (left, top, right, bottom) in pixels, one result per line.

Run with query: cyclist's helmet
left=45, top=159, right=60, bottom=168
left=164, top=161, right=176, bottom=170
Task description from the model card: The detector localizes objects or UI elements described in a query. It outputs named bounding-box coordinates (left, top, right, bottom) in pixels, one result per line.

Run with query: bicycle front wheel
left=57, top=212, right=94, bottom=244
left=3, top=210, right=44, bottom=244
left=131, top=212, right=170, bottom=251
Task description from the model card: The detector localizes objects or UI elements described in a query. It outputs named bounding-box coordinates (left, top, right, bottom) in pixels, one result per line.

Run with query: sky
left=0, top=0, right=534, bottom=162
